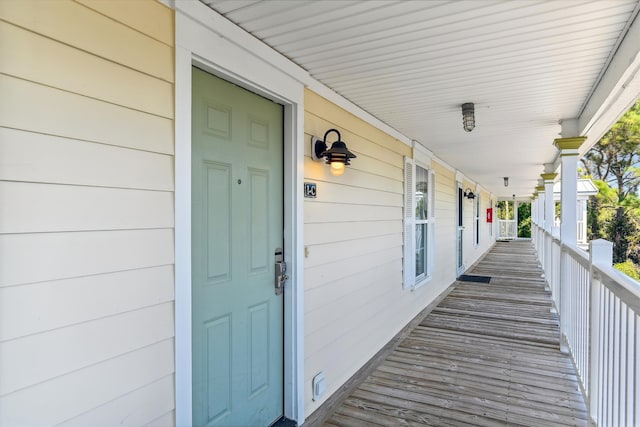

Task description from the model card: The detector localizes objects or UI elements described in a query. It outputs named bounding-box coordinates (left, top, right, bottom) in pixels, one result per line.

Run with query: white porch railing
left=497, top=219, right=517, bottom=240
left=532, top=223, right=640, bottom=427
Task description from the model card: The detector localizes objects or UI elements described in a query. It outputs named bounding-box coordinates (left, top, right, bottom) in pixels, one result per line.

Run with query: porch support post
left=514, top=199, right=519, bottom=239
left=541, top=176, right=556, bottom=294
left=541, top=173, right=557, bottom=233
left=535, top=186, right=545, bottom=265
left=555, top=137, right=587, bottom=246
left=531, top=196, right=537, bottom=225
left=588, top=239, right=613, bottom=423
left=537, top=186, right=545, bottom=228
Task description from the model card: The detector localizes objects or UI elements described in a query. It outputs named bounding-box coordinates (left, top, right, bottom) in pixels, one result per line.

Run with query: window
left=404, top=157, right=435, bottom=289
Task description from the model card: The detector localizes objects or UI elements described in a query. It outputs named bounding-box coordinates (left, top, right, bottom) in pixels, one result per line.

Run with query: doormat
left=270, top=417, right=297, bottom=427
left=458, top=274, right=491, bottom=283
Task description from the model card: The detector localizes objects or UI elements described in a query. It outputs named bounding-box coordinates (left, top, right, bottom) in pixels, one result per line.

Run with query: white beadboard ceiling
left=202, top=0, right=640, bottom=198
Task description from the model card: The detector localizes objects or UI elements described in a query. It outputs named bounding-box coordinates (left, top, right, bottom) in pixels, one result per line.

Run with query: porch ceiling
left=202, top=0, right=640, bottom=199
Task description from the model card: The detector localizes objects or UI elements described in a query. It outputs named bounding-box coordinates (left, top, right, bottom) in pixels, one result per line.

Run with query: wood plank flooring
left=317, top=241, right=588, bottom=427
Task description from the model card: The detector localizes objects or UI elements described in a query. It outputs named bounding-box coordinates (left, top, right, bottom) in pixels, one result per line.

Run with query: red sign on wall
left=486, top=208, right=493, bottom=223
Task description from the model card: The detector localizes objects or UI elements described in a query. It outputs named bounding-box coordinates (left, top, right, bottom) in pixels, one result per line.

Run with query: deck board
left=317, top=241, right=588, bottom=427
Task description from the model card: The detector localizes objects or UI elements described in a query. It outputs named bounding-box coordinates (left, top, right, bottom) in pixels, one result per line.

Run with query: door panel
left=192, top=67, right=284, bottom=427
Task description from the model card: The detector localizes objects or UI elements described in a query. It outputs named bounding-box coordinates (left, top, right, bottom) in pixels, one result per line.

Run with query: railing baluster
left=619, top=303, right=627, bottom=426
left=593, top=283, right=609, bottom=425
left=613, top=292, right=619, bottom=426
left=589, top=273, right=600, bottom=423
left=629, top=313, right=640, bottom=423
left=532, top=227, right=639, bottom=426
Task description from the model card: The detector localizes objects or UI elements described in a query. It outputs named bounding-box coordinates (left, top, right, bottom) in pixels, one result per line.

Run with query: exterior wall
left=432, top=162, right=458, bottom=283
left=461, top=181, right=496, bottom=270
left=303, top=89, right=457, bottom=415
left=0, top=1, right=176, bottom=426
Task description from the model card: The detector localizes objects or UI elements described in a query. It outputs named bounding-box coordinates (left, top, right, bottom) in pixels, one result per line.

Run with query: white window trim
left=404, top=157, right=435, bottom=290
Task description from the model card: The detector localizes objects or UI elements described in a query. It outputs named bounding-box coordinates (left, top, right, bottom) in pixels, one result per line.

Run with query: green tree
left=607, top=207, right=635, bottom=263
left=581, top=100, right=640, bottom=203
left=581, top=100, right=640, bottom=272
left=587, top=179, right=617, bottom=241
left=517, top=202, right=531, bottom=238
left=614, top=259, right=640, bottom=281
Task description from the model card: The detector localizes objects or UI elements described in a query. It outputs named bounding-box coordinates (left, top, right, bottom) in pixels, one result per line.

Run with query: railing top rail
left=593, top=264, right=640, bottom=314
left=538, top=226, right=639, bottom=311
left=593, top=263, right=640, bottom=313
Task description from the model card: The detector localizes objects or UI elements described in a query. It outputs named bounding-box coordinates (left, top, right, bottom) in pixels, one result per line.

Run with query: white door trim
left=456, top=183, right=465, bottom=276
left=174, top=3, right=305, bottom=425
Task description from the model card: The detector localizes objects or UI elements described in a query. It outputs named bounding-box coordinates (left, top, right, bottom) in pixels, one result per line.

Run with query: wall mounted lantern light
left=462, top=102, right=475, bottom=132
left=503, top=177, right=509, bottom=187
left=311, top=129, right=356, bottom=176
left=463, top=188, right=476, bottom=199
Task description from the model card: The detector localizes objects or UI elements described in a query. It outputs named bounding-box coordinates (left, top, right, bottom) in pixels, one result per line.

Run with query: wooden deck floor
left=317, top=241, right=588, bottom=427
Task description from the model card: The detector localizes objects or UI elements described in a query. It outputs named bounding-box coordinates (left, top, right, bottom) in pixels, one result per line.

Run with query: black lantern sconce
left=463, top=188, right=476, bottom=199
left=311, top=129, right=356, bottom=176
left=462, top=102, right=475, bottom=132
left=503, top=177, right=509, bottom=187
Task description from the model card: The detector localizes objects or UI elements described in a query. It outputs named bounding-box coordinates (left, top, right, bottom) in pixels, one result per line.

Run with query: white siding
left=461, top=182, right=496, bottom=270
left=432, top=162, right=458, bottom=285
left=0, top=1, right=176, bottom=426
left=303, top=90, right=455, bottom=416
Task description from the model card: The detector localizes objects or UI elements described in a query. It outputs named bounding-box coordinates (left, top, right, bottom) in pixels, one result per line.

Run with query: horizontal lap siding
left=432, top=162, right=457, bottom=286
left=461, top=180, right=496, bottom=271
left=303, top=90, right=454, bottom=417
left=0, top=1, right=175, bottom=426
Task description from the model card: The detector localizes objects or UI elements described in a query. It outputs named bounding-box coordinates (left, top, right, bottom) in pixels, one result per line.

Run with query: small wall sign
left=304, top=182, right=317, bottom=198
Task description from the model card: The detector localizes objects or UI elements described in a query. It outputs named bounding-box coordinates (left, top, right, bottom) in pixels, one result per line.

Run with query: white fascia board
left=413, top=141, right=433, bottom=166
left=305, top=77, right=412, bottom=146
left=414, top=141, right=457, bottom=173
left=174, top=1, right=309, bottom=87
left=172, top=1, right=486, bottom=188
left=579, top=6, right=640, bottom=150
left=177, top=1, right=414, bottom=148
left=431, top=155, right=457, bottom=173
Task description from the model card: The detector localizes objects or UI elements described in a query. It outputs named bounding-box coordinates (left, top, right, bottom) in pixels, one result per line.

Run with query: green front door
left=191, top=67, right=284, bottom=427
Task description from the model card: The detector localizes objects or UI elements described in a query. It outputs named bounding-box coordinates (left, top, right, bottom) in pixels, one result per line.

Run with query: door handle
left=274, top=248, right=288, bottom=295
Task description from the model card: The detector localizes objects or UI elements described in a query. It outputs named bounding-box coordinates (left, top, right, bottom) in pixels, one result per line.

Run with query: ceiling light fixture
left=462, top=102, right=475, bottom=132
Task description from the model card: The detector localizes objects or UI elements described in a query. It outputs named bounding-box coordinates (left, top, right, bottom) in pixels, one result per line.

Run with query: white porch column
left=537, top=186, right=545, bottom=227
left=555, top=137, right=587, bottom=246
left=542, top=173, right=557, bottom=233
left=514, top=199, right=519, bottom=236
left=531, top=197, right=537, bottom=225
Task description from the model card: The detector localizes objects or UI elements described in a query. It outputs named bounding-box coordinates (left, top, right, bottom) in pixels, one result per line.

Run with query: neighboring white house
left=1, top=1, right=639, bottom=426
left=553, top=179, right=599, bottom=248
